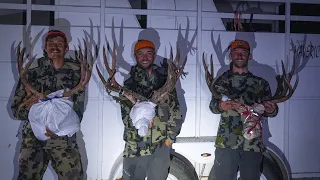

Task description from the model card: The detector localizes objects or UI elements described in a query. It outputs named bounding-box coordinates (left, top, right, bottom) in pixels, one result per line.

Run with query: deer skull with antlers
left=16, top=39, right=94, bottom=113
left=96, top=42, right=187, bottom=105
left=202, top=52, right=299, bottom=140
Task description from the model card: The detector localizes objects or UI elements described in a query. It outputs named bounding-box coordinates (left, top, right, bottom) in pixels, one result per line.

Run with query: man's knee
left=213, top=148, right=241, bottom=180
left=239, top=151, right=263, bottom=180
left=147, top=146, right=171, bottom=180
left=123, top=156, right=150, bottom=180
left=51, top=148, right=83, bottom=180
left=18, top=148, right=48, bottom=180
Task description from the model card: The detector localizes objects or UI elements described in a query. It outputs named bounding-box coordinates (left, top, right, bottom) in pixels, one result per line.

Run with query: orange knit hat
left=134, top=40, right=155, bottom=53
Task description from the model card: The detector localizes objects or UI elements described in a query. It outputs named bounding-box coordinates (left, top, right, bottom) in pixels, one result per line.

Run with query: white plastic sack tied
left=28, top=89, right=80, bottom=141
left=129, top=101, right=157, bottom=137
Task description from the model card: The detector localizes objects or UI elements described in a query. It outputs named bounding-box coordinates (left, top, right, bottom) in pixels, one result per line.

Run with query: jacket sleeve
left=70, top=64, right=87, bottom=122
left=261, top=80, right=278, bottom=118
left=71, top=89, right=85, bottom=122
left=209, top=95, right=224, bottom=114
left=119, top=82, right=135, bottom=128
left=209, top=76, right=224, bottom=114
left=165, top=88, right=183, bottom=143
left=11, top=78, right=29, bottom=120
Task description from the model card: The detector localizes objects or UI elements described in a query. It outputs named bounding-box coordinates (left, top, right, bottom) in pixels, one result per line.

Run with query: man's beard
left=232, top=59, right=248, bottom=68
left=48, top=49, right=63, bottom=59
left=137, top=62, right=153, bottom=70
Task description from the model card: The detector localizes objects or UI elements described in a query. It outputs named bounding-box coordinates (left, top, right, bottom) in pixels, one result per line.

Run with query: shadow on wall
left=207, top=30, right=311, bottom=179
left=7, top=17, right=101, bottom=180
left=7, top=24, right=44, bottom=180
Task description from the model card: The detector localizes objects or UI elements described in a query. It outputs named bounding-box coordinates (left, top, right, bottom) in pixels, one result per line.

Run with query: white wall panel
left=58, top=0, right=101, bottom=7
left=57, top=12, right=100, bottom=27
left=1, top=0, right=320, bottom=178
left=0, top=25, right=24, bottom=61
left=289, top=99, right=320, bottom=174
left=150, top=0, right=197, bottom=11
left=0, top=100, right=23, bottom=180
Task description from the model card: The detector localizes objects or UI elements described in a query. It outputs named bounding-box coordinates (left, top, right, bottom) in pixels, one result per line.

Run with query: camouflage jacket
left=209, top=70, right=278, bottom=152
left=11, top=57, right=85, bottom=149
left=120, top=64, right=182, bottom=157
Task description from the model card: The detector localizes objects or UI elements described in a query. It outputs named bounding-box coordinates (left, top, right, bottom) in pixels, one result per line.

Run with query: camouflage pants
left=17, top=147, right=83, bottom=180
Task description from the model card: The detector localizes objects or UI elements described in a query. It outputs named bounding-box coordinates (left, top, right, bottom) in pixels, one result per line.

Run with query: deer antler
left=149, top=45, right=187, bottom=103
left=63, top=39, right=94, bottom=97
left=97, top=42, right=187, bottom=105
left=202, top=53, right=222, bottom=100
left=17, top=41, right=45, bottom=99
left=16, top=41, right=45, bottom=112
left=96, top=43, right=145, bottom=104
left=269, top=56, right=299, bottom=104
left=16, top=39, right=94, bottom=112
left=233, top=11, right=244, bottom=32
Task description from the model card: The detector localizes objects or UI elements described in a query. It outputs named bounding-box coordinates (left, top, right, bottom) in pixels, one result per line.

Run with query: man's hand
left=219, top=100, right=241, bottom=111
left=45, top=127, right=58, bottom=139
left=164, top=139, right=173, bottom=147
left=262, top=101, right=277, bottom=114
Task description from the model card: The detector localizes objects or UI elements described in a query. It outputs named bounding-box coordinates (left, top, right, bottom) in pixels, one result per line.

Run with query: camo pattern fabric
left=11, top=57, right=85, bottom=180
left=120, top=64, right=182, bottom=157
left=209, top=70, right=278, bottom=152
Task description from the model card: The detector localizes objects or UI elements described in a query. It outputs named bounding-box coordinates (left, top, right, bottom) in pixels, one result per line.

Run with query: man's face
left=229, top=48, right=251, bottom=68
left=45, top=36, right=68, bottom=60
left=134, top=47, right=155, bottom=70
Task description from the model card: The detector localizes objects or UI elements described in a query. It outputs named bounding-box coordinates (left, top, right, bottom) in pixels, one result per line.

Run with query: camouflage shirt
left=209, top=70, right=278, bottom=152
left=11, top=57, right=85, bottom=149
left=120, top=64, right=182, bottom=157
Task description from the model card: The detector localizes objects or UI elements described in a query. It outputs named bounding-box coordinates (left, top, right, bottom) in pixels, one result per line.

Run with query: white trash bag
left=129, top=101, right=157, bottom=136
left=28, top=89, right=80, bottom=141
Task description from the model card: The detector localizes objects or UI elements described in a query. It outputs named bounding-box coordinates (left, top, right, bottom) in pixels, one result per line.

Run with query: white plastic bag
left=129, top=101, right=157, bottom=136
left=28, top=90, right=80, bottom=141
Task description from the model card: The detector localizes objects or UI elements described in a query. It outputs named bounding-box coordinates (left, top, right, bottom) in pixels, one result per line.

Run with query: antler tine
left=170, top=45, right=173, bottom=62
left=112, top=41, right=116, bottom=71
left=202, top=53, right=222, bottom=100
left=16, top=42, right=43, bottom=98
left=20, top=55, right=41, bottom=96
left=96, top=64, right=108, bottom=86
left=210, top=54, right=214, bottom=77
left=96, top=41, right=146, bottom=104
left=270, top=58, right=299, bottom=104
left=202, top=52, right=211, bottom=87
left=278, top=60, right=289, bottom=98
left=148, top=45, right=188, bottom=104
left=83, top=38, right=88, bottom=65
left=174, top=45, right=180, bottom=67
left=102, top=46, right=114, bottom=76
left=150, top=57, right=177, bottom=104
left=100, top=42, right=120, bottom=93
left=177, top=54, right=187, bottom=78
left=64, top=40, right=94, bottom=97
left=17, top=41, right=25, bottom=74
left=82, top=46, right=94, bottom=85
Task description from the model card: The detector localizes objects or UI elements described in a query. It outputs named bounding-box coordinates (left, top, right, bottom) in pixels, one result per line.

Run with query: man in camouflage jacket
left=120, top=40, right=182, bottom=180
left=11, top=30, right=85, bottom=180
left=209, top=39, right=278, bottom=180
